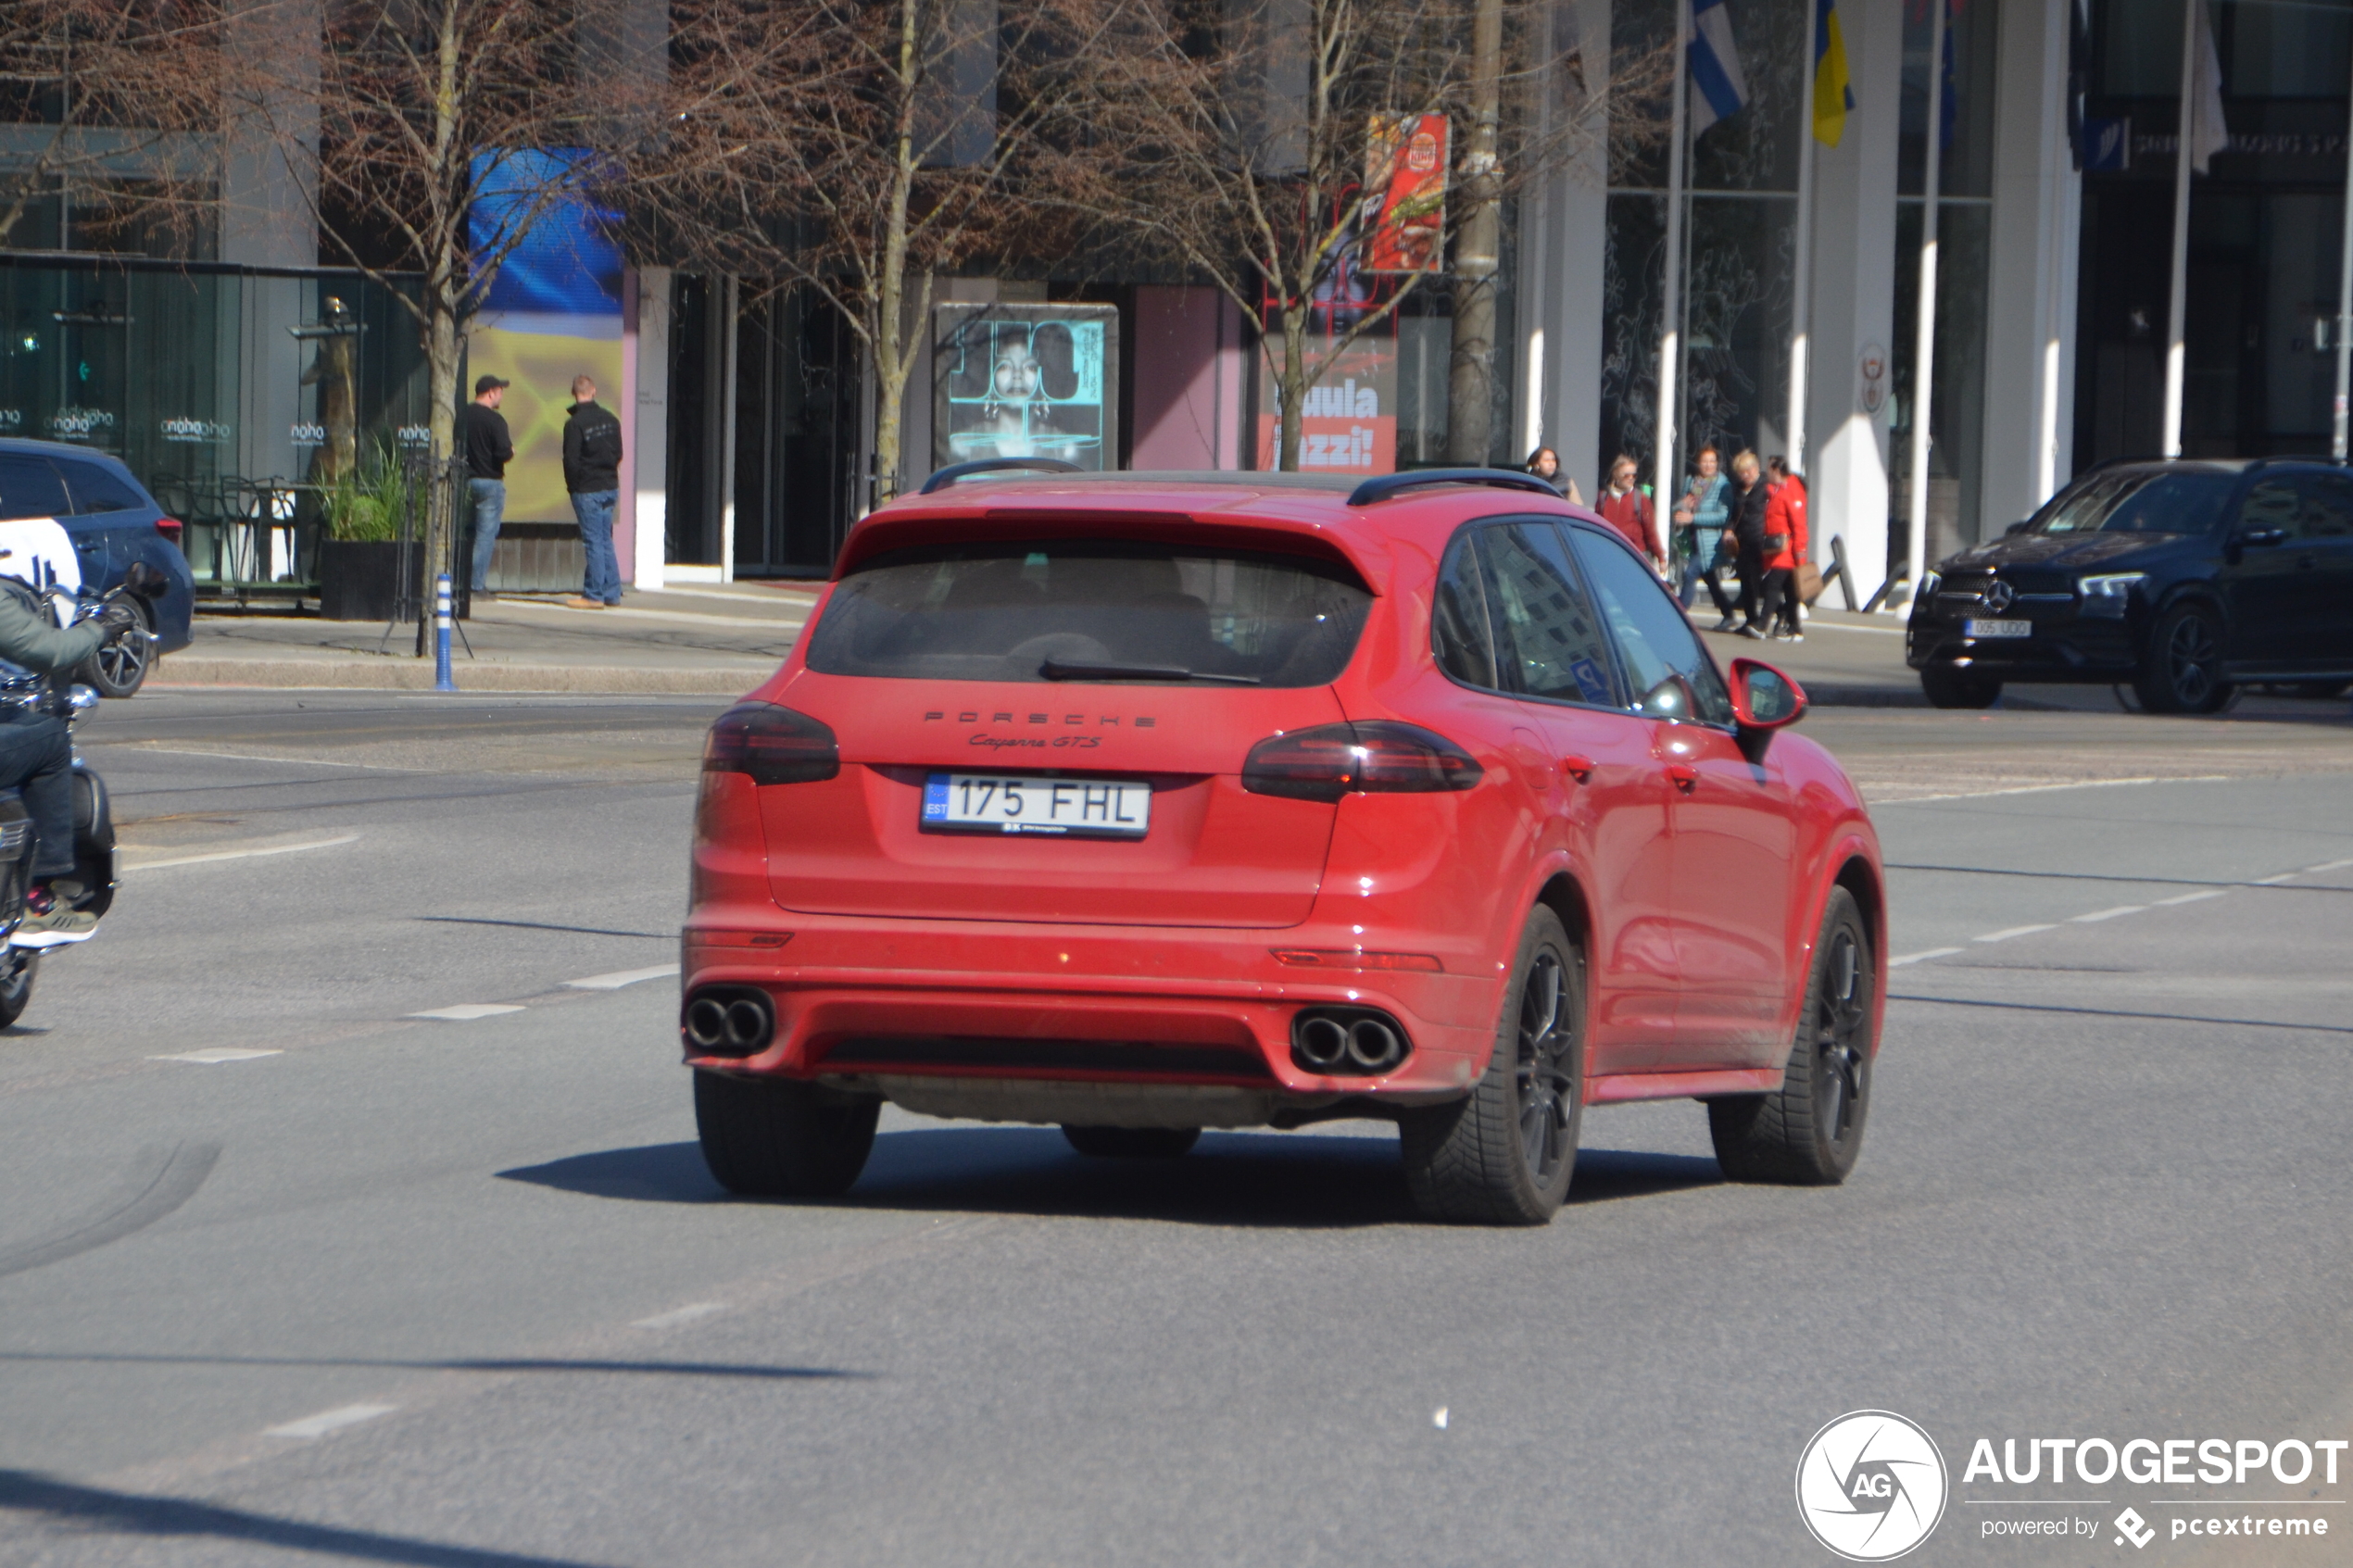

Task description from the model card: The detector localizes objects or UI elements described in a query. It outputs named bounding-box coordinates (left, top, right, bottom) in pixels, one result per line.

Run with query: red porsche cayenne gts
left=684, top=465, right=1886, bottom=1224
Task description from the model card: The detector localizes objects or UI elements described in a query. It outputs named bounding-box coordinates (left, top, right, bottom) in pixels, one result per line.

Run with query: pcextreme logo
left=1796, top=1411, right=1951, bottom=1562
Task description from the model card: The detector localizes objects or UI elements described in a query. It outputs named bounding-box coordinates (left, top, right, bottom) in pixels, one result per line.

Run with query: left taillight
left=703, top=703, right=839, bottom=784
left=1241, top=721, right=1482, bottom=802
left=154, top=518, right=183, bottom=548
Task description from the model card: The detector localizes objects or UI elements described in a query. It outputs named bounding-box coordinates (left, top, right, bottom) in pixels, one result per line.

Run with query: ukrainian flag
left=1813, top=0, right=1855, bottom=146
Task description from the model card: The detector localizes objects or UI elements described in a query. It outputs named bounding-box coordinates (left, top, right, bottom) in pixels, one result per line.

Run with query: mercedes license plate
left=1965, top=618, right=2032, bottom=639
left=923, top=774, right=1151, bottom=838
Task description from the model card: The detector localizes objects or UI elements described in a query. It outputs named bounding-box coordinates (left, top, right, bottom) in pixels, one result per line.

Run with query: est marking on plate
left=923, top=773, right=1151, bottom=838
left=1965, top=618, right=2032, bottom=638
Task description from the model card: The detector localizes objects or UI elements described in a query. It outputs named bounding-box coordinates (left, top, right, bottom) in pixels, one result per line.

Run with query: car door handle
left=1561, top=754, right=1595, bottom=784
left=1666, top=763, right=1698, bottom=794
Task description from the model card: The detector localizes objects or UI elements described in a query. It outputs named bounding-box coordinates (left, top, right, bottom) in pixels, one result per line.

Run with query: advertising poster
left=465, top=150, right=624, bottom=523
left=1361, top=112, right=1449, bottom=274
left=933, top=303, right=1118, bottom=470
left=1255, top=327, right=1398, bottom=475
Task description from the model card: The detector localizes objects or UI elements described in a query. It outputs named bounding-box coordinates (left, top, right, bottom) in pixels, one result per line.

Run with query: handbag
left=1762, top=532, right=1790, bottom=554
left=1798, top=561, right=1827, bottom=605
left=1714, top=533, right=1740, bottom=568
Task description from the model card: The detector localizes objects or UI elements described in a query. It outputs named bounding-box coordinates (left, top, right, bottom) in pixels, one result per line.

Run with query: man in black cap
left=460, top=374, right=513, bottom=596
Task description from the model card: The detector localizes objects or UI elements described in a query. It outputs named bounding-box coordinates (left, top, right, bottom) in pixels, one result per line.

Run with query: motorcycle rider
left=0, top=569, right=140, bottom=944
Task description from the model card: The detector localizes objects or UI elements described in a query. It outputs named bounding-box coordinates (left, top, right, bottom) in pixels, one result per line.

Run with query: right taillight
left=1241, top=721, right=1482, bottom=802
left=704, top=703, right=839, bottom=784
left=155, top=518, right=183, bottom=548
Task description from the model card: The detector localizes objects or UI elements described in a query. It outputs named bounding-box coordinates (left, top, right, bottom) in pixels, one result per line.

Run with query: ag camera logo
left=1796, top=1411, right=1949, bottom=1561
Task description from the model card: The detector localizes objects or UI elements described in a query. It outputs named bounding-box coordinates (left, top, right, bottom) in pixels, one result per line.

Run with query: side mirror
left=1728, top=658, right=1806, bottom=762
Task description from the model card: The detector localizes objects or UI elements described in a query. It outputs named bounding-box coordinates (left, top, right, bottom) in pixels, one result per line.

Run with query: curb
left=149, top=658, right=768, bottom=695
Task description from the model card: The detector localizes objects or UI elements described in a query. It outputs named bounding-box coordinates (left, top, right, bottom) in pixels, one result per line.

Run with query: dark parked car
left=1907, top=458, right=2353, bottom=712
left=0, top=438, right=196, bottom=696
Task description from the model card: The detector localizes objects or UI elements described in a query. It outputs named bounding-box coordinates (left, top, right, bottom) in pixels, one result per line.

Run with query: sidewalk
left=1694, top=605, right=1927, bottom=707
left=154, top=583, right=818, bottom=694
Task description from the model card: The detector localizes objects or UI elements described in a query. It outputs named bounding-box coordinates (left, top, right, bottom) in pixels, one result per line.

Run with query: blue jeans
left=573, top=489, right=621, bottom=604
left=1679, top=528, right=1724, bottom=608
left=0, top=712, right=76, bottom=878
left=468, top=478, right=506, bottom=593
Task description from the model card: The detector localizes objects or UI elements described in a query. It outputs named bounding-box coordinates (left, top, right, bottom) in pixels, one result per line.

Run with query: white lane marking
left=408, top=1004, right=525, bottom=1022
left=642, top=585, right=820, bottom=607
left=565, top=963, right=681, bottom=991
left=1799, top=620, right=1907, bottom=635
left=266, top=1403, right=395, bottom=1439
left=2253, top=872, right=2298, bottom=885
left=1974, top=923, right=2058, bottom=944
left=152, top=1047, right=283, bottom=1064
left=1883, top=775, right=2232, bottom=806
left=1890, top=947, right=1964, bottom=967
left=2306, top=858, right=2353, bottom=872
left=2071, top=906, right=2146, bottom=923
left=2158, top=889, right=2228, bottom=905
left=120, top=745, right=431, bottom=773
left=632, top=1302, right=727, bottom=1330
left=121, top=834, right=360, bottom=873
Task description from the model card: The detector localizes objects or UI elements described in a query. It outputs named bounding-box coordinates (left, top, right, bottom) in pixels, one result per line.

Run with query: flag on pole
left=1812, top=0, right=1854, bottom=146
left=1690, top=0, right=1749, bottom=137
left=2186, top=0, right=2228, bottom=174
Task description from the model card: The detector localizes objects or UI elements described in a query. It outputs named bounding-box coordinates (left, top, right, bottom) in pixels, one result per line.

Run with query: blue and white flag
left=1689, top=0, right=1749, bottom=136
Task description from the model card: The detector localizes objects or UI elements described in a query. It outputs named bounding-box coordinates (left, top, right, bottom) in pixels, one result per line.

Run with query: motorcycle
left=0, top=561, right=165, bottom=1027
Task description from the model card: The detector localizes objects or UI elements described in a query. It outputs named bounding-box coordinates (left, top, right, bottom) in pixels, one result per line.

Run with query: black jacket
left=459, top=402, right=513, bottom=481
left=1730, top=478, right=1769, bottom=552
left=562, top=401, right=623, bottom=494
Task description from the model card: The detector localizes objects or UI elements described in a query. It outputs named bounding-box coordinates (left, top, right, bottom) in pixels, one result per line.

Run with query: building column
left=1979, top=0, right=2081, bottom=534
left=1520, top=0, right=1613, bottom=495
left=633, top=268, right=670, bottom=591
left=1805, top=0, right=1904, bottom=599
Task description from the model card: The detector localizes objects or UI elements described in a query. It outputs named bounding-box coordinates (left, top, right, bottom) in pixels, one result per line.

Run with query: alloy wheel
left=1812, top=930, right=1869, bottom=1145
left=1515, top=948, right=1578, bottom=1185
left=2165, top=613, right=2219, bottom=708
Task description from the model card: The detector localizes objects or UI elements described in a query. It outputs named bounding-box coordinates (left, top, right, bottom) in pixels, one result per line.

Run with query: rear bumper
left=681, top=908, right=1498, bottom=1105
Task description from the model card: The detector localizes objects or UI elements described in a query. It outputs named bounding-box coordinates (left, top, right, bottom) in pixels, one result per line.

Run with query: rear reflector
left=155, top=518, right=184, bottom=548
left=1241, top=721, right=1482, bottom=802
left=704, top=703, right=839, bottom=784
left=1271, top=948, right=1443, bottom=972
left=686, top=930, right=793, bottom=948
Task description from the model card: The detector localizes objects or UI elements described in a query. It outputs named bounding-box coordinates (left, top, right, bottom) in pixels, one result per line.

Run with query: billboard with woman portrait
left=933, top=303, right=1118, bottom=470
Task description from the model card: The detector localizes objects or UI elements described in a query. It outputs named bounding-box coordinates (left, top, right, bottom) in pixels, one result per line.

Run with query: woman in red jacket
left=1761, top=457, right=1808, bottom=641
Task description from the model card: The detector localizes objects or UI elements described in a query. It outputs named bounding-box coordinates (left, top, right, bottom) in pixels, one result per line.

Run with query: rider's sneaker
left=12, top=886, right=98, bottom=947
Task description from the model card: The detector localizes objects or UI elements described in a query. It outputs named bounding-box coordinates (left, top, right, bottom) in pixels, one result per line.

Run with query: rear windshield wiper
left=1039, top=659, right=1261, bottom=686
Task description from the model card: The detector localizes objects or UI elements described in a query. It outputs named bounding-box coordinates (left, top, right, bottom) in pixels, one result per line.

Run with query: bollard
left=434, top=572, right=457, bottom=692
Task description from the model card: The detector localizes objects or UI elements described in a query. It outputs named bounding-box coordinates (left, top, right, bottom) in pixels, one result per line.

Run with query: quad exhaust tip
left=683, top=986, right=774, bottom=1056
left=1290, top=1007, right=1410, bottom=1077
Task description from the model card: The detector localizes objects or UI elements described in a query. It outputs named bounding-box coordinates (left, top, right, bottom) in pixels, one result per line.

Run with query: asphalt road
left=2, top=689, right=2350, bottom=1566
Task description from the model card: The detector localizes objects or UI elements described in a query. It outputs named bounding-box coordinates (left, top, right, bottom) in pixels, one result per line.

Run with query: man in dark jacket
left=1726, top=449, right=1772, bottom=638
left=461, top=375, right=514, bottom=596
left=0, top=576, right=140, bottom=943
left=561, top=375, right=624, bottom=608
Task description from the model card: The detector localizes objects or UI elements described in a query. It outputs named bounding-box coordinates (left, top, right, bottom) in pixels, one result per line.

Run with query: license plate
left=1965, top=618, right=2032, bottom=639
left=922, top=774, right=1151, bottom=838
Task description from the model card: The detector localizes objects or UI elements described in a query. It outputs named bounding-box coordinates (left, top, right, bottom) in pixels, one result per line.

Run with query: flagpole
left=1655, top=0, right=1690, bottom=526
left=1789, top=31, right=1816, bottom=478
left=2162, top=0, right=2198, bottom=458
left=1904, top=0, right=1945, bottom=607
left=2334, top=35, right=2353, bottom=459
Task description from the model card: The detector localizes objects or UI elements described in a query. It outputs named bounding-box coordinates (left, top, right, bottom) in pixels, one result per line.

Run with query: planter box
left=317, top=540, right=410, bottom=622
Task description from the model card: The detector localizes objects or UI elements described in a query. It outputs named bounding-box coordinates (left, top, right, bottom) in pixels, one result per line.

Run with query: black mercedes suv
left=1906, top=458, right=2353, bottom=712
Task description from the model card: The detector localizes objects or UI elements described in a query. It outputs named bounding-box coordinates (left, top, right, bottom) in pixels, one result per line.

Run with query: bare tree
left=635, top=0, right=1132, bottom=507
left=1082, top=0, right=1665, bottom=470
left=0, top=0, right=226, bottom=253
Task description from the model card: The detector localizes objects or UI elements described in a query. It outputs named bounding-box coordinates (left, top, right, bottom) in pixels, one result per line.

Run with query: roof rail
left=1345, top=468, right=1562, bottom=508
left=917, top=458, right=1082, bottom=495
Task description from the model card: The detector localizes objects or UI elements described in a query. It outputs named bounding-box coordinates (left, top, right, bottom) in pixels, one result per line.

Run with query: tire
left=2133, top=601, right=2234, bottom=714
left=1709, top=887, right=1876, bottom=1185
left=1920, top=667, right=2000, bottom=709
left=76, top=597, right=153, bottom=699
left=693, top=1071, right=879, bottom=1198
left=1062, top=1125, right=1201, bottom=1159
left=1400, top=907, right=1585, bottom=1224
left=0, top=951, right=38, bottom=1030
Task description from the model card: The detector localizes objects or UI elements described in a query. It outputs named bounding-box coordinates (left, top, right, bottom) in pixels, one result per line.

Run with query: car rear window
left=2035, top=470, right=2237, bottom=535
left=805, top=540, right=1372, bottom=686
